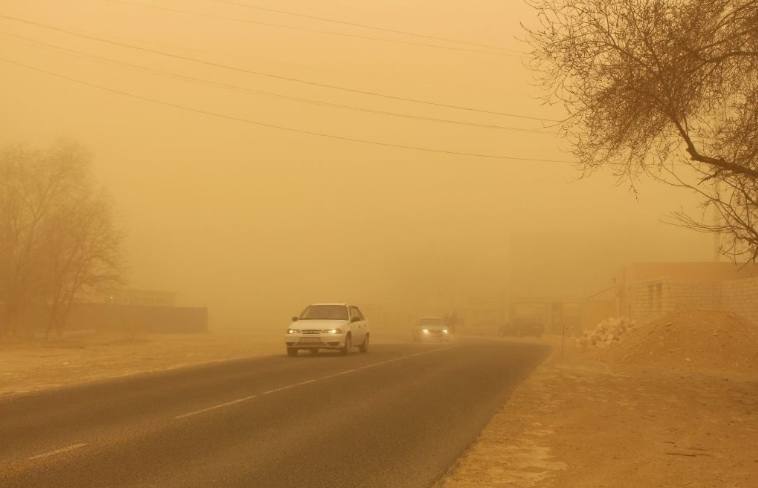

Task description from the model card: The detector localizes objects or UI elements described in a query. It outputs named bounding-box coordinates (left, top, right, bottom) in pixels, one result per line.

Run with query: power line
left=0, top=14, right=561, bottom=123
left=4, top=32, right=556, bottom=135
left=0, top=56, right=576, bottom=164
left=103, top=0, right=520, bottom=57
left=207, top=0, right=522, bottom=54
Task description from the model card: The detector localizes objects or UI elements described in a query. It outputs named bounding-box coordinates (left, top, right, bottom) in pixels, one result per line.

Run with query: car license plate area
left=299, top=337, right=321, bottom=343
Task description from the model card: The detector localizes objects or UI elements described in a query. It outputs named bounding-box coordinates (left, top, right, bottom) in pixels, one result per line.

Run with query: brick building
left=615, top=263, right=758, bottom=325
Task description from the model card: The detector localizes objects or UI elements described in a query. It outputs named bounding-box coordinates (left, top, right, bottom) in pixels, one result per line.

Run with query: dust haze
left=0, top=0, right=712, bottom=329
left=2, top=2, right=757, bottom=488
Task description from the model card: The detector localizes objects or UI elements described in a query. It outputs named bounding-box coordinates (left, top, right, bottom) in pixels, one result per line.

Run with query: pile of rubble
left=611, top=310, right=758, bottom=374
left=578, top=317, right=636, bottom=348
left=578, top=310, right=758, bottom=374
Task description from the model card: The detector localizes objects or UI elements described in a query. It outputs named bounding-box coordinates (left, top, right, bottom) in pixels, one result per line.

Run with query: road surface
left=0, top=340, right=548, bottom=488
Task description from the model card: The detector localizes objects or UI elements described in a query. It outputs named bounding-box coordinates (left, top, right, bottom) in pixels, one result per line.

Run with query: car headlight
left=322, top=328, right=343, bottom=334
left=442, top=329, right=449, bottom=334
left=422, top=328, right=430, bottom=334
left=287, top=328, right=301, bottom=334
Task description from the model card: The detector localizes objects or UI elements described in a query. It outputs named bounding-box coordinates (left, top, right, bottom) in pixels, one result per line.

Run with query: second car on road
left=412, top=316, right=453, bottom=343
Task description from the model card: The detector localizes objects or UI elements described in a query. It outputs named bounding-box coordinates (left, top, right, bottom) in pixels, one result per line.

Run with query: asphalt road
left=0, top=340, right=548, bottom=488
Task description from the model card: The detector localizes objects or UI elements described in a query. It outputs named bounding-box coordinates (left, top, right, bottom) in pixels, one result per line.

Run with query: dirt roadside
left=440, top=341, right=758, bottom=488
left=0, top=332, right=284, bottom=398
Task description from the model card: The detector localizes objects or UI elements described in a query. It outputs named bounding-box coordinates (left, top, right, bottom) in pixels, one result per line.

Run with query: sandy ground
left=0, top=332, right=288, bottom=398
left=441, top=339, right=758, bottom=488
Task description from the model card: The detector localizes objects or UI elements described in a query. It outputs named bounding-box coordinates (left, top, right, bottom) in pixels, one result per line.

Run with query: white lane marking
left=175, top=346, right=454, bottom=419
left=175, top=394, right=258, bottom=419
left=261, top=385, right=293, bottom=395
left=28, top=443, right=88, bottom=461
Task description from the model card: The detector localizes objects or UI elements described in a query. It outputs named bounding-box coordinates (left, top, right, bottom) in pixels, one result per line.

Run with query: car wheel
left=359, top=334, right=369, bottom=353
left=287, top=347, right=298, bottom=357
left=341, top=334, right=352, bottom=355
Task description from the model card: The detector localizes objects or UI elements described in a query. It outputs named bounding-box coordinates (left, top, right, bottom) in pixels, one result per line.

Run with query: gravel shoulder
left=440, top=340, right=758, bottom=488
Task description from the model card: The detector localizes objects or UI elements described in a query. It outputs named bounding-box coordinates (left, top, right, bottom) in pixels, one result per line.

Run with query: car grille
left=298, top=337, right=322, bottom=343
left=301, top=329, right=321, bottom=334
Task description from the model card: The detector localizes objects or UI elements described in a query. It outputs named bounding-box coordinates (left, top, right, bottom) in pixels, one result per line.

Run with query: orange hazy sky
left=0, top=0, right=713, bottom=326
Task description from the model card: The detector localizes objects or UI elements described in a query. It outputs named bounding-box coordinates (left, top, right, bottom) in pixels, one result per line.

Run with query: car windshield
left=300, top=305, right=349, bottom=320
left=419, top=318, right=445, bottom=327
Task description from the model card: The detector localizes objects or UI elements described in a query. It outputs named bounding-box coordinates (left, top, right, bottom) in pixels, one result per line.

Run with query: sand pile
left=607, top=310, right=758, bottom=374
left=578, top=317, right=636, bottom=348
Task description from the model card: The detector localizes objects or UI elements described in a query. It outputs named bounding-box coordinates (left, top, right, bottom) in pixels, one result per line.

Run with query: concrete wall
left=723, top=277, right=758, bottom=326
left=624, top=277, right=757, bottom=325
left=624, top=280, right=666, bottom=322
left=667, top=281, right=722, bottom=312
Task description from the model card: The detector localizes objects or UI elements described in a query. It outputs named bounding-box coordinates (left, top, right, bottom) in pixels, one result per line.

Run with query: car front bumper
left=285, top=334, right=346, bottom=349
left=414, top=333, right=451, bottom=342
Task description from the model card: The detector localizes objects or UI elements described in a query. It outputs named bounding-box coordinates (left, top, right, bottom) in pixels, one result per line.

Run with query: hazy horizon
left=0, top=0, right=714, bottom=328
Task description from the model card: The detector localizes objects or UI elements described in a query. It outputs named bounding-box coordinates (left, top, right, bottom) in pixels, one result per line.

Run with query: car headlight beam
left=321, top=328, right=343, bottom=334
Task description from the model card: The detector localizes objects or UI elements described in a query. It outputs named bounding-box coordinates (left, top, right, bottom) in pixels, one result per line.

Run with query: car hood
left=291, top=320, right=349, bottom=329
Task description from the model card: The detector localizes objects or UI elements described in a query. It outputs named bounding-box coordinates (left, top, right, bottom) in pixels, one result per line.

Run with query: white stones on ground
left=578, top=317, right=637, bottom=348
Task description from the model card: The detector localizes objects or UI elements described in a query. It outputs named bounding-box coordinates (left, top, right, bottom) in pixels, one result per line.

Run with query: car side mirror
left=291, top=316, right=298, bottom=322
left=350, top=316, right=360, bottom=323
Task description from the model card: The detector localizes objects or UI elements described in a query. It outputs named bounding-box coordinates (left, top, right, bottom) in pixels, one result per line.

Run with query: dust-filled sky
left=0, top=0, right=713, bottom=328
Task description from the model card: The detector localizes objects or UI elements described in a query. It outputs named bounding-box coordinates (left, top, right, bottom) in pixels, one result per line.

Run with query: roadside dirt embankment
left=442, top=313, right=758, bottom=488
left=601, top=310, right=758, bottom=375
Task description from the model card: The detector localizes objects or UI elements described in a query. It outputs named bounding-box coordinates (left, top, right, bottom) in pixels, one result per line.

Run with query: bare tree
left=43, top=190, right=122, bottom=338
left=526, top=0, right=758, bottom=260
left=0, top=141, right=122, bottom=338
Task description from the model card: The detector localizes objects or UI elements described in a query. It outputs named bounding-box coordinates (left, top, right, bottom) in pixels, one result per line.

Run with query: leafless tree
left=526, top=0, right=758, bottom=260
left=43, top=190, right=122, bottom=338
left=0, top=142, right=122, bottom=338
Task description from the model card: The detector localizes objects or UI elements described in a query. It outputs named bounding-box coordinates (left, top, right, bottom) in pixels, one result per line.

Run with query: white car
left=285, top=303, right=369, bottom=356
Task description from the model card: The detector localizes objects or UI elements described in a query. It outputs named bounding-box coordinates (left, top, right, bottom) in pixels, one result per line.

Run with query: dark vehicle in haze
left=498, top=317, right=544, bottom=338
left=412, top=317, right=453, bottom=342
